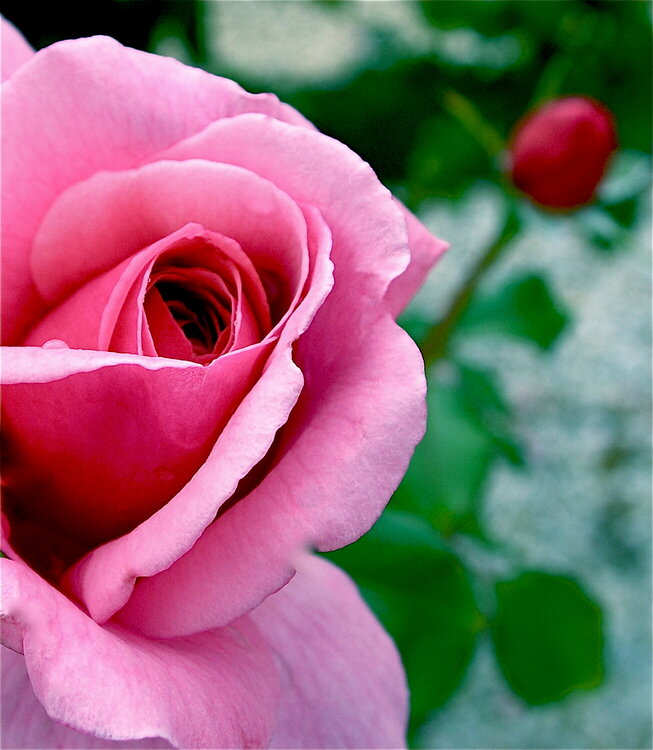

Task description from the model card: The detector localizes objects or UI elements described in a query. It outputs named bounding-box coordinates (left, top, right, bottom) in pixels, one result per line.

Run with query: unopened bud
left=508, top=96, right=617, bottom=210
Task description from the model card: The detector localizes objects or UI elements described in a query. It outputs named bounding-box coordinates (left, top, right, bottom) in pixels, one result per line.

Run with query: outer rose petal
left=1, top=649, right=172, bottom=749
left=0, top=17, right=33, bottom=83
left=252, top=555, right=408, bottom=749
left=0, top=347, right=197, bottom=385
left=2, top=556, right=407, bottom=750
left=1, top=36, right=311, bottom=343
left=0, top=558, right=281, bottom=749
left=385, top=203, right=449, bottom=317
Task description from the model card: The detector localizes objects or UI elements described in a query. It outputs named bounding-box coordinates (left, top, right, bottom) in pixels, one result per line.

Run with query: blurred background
left=6, top=1, right=651, bottom=747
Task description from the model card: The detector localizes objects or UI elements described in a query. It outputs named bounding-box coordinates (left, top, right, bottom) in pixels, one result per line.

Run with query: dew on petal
left=42, top=339, right=69, bottom=349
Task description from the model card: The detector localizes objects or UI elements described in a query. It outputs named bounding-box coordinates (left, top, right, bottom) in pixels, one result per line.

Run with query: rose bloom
left=508, top=96, right=617, bottom=210
left=0, top=18, right=447, bottom=750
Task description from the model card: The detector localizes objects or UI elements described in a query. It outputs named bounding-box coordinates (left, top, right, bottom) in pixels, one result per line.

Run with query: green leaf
left=326, top=510, right=449, bottom=593
left=326, top=510, right=482, bottom=727
left=491, top=571, right=604, bottom=705
left=602, top=198, right=640, bottom=231
left=403, top=554, right=483, bottom=724
left=458, top=363, right=509, bottom=416
left=459, top=273, right=569, bottom=350
left=393, top=381, right=498, bottom=539
left=457, top=363, right=525, bottom=467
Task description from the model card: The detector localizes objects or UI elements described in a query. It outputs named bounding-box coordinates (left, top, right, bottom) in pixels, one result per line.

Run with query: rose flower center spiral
left=3, top=226, right=283, bottom=581
left=157, top=282, right=222, bottom=355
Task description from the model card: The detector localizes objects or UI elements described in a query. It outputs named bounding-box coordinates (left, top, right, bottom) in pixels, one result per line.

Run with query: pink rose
left=508, top=96, right=617, bottom=210
left=0, top=18, right=446, bottom=750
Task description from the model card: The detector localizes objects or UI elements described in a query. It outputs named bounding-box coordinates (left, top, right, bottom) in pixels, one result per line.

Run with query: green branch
left=421, top=203, right=521, bottom=367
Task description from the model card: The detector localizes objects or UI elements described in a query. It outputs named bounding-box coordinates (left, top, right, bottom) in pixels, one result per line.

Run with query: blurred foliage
left=459, top=273, right=569, bottom=350
left=8, top=0, right=650, bottom=746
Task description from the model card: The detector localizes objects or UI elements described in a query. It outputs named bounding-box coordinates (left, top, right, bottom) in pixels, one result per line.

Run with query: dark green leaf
left=419, top=0, right=516, bottom=36
left=326, top=509, right=449, bottom=591
left=406, top=114, right=493, bottom=203
left=491, top=571, right=604, bottom=704
left=458, top=363, right=510, bottom=417
left=288, top=61, right=442, bottom=185
left=460, top=273, right=569, bottom=350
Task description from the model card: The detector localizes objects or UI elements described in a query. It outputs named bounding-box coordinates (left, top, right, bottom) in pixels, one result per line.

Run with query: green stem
left=531, top=51, right=573, bottom=106
left=421, top=204, right=521, bottom=367
left=442, top=89, right=506, bottom=161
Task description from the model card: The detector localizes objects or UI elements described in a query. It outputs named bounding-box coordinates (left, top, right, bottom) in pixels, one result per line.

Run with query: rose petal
left=30, top=161, right=308, bottom=325
left=142, top=286, right=194, bottom=361
left=117, top=310, right=424, bottom=637
left=252, top=555, right=408, bottom=749
left=1, top=36, right=310, bottom=343
left=24, top=223, right=206, bottom=353
left=0, top=347, right=196, bottom=385
left=70, top=206, right=333, bottom=627
left=0, top=17, right=33, bottom=83
left=0, top=558, right=280, bottom=749
left=2, top=337, right=274, bottom=551
left=1, top=648, right=173, bottom=749
left=115, top=122, right=428, bottom=637
left=153, top=114, right=410, bottom=305
left=385, top=202, right=449, bottom=317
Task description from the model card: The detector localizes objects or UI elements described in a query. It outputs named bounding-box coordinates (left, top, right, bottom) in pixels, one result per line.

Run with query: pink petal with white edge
left=1, top=558, right=280, bottom=749
left=253, top=554, right=408, bottom=749
left=1, top=648, right=172, bottom=749
left=0, top=17, right=33, bottom=83
left=0, top=347, right=197, bottom=385
left=1, top=36, right=310, bottom=343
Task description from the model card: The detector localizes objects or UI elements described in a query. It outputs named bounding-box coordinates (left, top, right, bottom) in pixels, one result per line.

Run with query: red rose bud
left=508, top=96, right=617, bottom=210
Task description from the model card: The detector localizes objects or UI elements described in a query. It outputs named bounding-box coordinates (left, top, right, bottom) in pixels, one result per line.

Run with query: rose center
left=156, top=281, right=222, bottom=355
